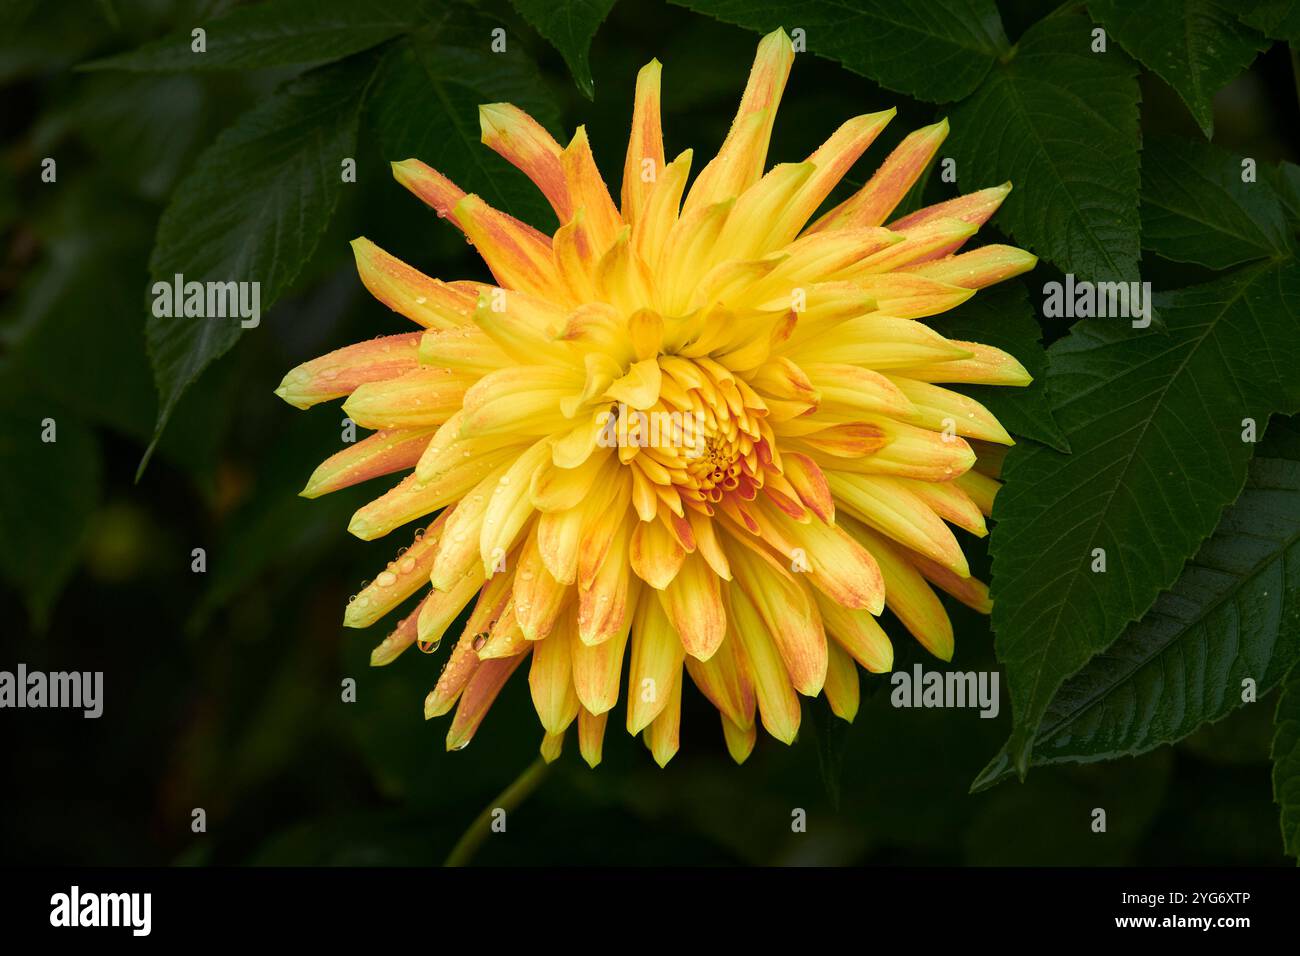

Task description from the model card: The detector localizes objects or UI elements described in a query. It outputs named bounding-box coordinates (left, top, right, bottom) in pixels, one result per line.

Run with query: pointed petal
left=344, top=510, right=452, bottom=627
left=823, top=638, right=860, bottom=721
left=626, top=593, right=685, bottom=734
left=683, top=28, right=794, bottom=213
left=726, top=584, right=801, bottom=743
left=578, top=708, right=608, bottom=768
left=479, top=102, right=570, bottom=220
left=276, top=332, right=422, bottom=409
left=807, top=119, right=949, bottom=232
left=721, top=713, right=758, bottom=763
left=813, top=590, right=894, bottom=673
left=643, top=673, right=682, bottom=767
left=445, top=650, right=530, bottom=750
left=302, top=427, right=434, bottom=499
left=659, top=551, right=726, bottom=660
left=350, top=238, right=475, bottom=330
left=529, top=626, right=580, bottom=734
left=341, top=367, right=474, bottom=429
left=621, top=59, right=665, bottom=225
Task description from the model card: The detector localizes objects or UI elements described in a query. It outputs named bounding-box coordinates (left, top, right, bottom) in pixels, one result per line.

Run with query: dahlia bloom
left=277, top=29, right=1036, bottom=767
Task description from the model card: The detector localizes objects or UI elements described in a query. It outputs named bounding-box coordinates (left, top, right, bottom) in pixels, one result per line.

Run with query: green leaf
left=1239, top=0, right=1300, bottom=44
left=947, top=15, right=1141, bottom=283
left=510, top=0, right=616, bottom=99
left=1269, top=160, right=1300, bottom=226
left=975, top=422, right=1300, bottom=790
left=929, top=280, right=1070, bottom=453
left=1090, top=0, right=1267, bottom=137
left=668, top=0, right=1010, bottom=103
left=0, top=392, right=101, bottom=629
left=368, top=20, right=563, bottom=230
left=143, top=55, right=376, bottom=472
left=989, top=260, right=1300, bottom=776
left=82, top=0, right=428, bottom=72
left=1142, top=135, right=1291, bottom=269
left=1273, top=658, right=1300, bottom=860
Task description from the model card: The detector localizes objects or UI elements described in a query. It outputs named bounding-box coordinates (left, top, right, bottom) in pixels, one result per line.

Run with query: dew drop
left=400, top=557, right=417, bottom=574
left=376, top=571, right=398, bottom=587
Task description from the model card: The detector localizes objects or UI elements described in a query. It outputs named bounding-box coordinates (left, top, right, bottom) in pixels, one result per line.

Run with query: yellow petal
left=578, top=708, right=608, bottom=768
left=659, top=551, right=726, bottom=660
left=726, top=539, right=827, bottom=696
left=626, top=593, right=685, bottom=734
left=643, top=672, right=682, bottom=767
left=807, top=118, right=949, bottom=232
left=369, top=592, right=427, bottom=667
left=478, top=102, right=570, bottom=220
left=684, top=632, right=755, bottom=729
left=813, top=590, right=894, bottom=673
left=562, top=125, right=623, bottom=253
left=827, top=472, right=970, bottom=577
left=529, top=625, right=580, bottom=735
left=887, top=376, right=1014, bottom=444
left=344, top=510, right=451, bottom=628
left=621, top=59, right=665, bottom=226
left=683, top=28, right=793, bottom=214
left=721, top=713, right=758, bottom=763
left=479, top=440, right=551, bottom=574
left=301, top=427, right=434, bottom=499
left=342, top=367, right=474, bottom=429
left=276, top=332, right=422, bottom=409
left=726, top=584, right=801, bottom=744
left=823, top=638, right=860, bottom=721
left=514, top=530, right=573, bottom=641
left=445, top=650, right=530, bottom=750
left=571, top=579, right=638, bottom=713
left=844, top=518, right=954, bottom=661
left=629, top=512, right=686, bottom=589
left=350, top=238, right=475, bottom=330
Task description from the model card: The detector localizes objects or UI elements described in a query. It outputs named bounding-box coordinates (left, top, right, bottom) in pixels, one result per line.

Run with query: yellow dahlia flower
left=277, top=28, right=1036, bottom=768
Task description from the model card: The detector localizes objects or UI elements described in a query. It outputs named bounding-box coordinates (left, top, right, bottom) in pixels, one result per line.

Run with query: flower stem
left=443, top=757, right=552, bottom=867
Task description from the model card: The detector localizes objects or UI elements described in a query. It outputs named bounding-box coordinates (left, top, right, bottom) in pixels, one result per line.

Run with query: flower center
left=632, top=357, right=770, bottom=508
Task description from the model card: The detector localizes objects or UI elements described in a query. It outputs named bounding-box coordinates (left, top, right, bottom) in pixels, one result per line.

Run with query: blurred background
left=1, top=0, right=1296, bottom=865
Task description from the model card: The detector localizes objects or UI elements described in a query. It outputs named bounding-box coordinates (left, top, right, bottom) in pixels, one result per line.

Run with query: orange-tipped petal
left=301, top=427, right=434, bottom=499
left=726, top=585, right=801, bottom=744
left=351, top=238, right=476, bottom=330
left=479, top=102, right=571, bottom=220
left=341, top=367, right=474, bottom=430
left=446, top=650, right=530, bottom=750
left=276, top=332, right=422, bottom=409
left=683, top=28, right=794, bottom=213
left=903, top=243, right=1038, bottom=289
left=807, top=118, right=949, bottom=232
left=621, top=60, right=665, bottom=226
